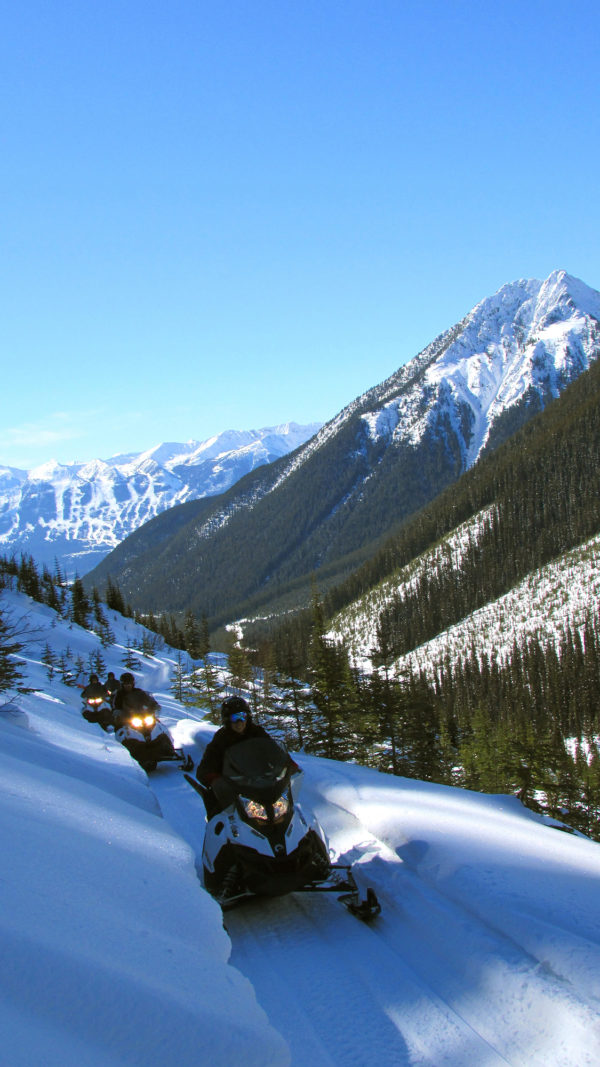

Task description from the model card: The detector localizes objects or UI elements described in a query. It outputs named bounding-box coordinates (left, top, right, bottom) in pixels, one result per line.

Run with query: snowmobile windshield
left=223, top=737, right=289, bottom=789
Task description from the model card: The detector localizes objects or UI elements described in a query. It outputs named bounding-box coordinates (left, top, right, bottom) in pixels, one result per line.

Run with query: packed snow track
left=153, top=720, right=600, bottom=1067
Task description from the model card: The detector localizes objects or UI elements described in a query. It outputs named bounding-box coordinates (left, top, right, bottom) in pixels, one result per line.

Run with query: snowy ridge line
left=0, top=422, right=320, bottom=574
left=268, top=328, right=453, bottom=495
left=359, top=271, right=600, bottom=467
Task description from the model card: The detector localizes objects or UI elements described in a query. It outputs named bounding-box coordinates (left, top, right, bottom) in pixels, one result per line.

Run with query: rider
left=103, top=671, right=120, bottom=706
left=81, top=673, right=109, bottom=702
left=113, top=672, right=160, bottom=729
left=197, top=695, right=298, bottom=817
left=81, top=674, right=112, bottom=730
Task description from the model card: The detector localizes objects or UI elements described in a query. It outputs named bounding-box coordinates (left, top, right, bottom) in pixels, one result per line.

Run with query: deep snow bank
left=0, top=685, right=289, bottom=1067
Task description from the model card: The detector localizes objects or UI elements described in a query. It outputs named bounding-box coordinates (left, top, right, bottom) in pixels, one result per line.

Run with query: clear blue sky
left=1, top=0, right=599, bottom=469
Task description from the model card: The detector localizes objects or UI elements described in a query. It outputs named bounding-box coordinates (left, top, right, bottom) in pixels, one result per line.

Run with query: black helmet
left=221, top=695, right=251, bottom=724
left=89, top=674, right=99, bottom=684
left=120, top=672, right=135, bottom=686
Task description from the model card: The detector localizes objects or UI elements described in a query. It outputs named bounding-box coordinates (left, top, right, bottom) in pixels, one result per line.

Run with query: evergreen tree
left=70, top=577, right=91, bottom=628
left=227, top=637, right=252, bottom=693
left=199, top=614, right=211, bottom=659
left=91, top=587, right=115, bottom=646
left=191, top=656, right=224, bottom=719
left=17, top=554, right=42, bottom=601
left=0, top=606, right=27, bottom=692
left=41, top=643, right=57, bottom=681
left=307, top=590, right=359, bottom=760
left=52, top=559, right=69, bottom=614
left=57, top=651, right=75, bottom=687
left=171, top=651, right=189, bottom=702
left=89, top=649, right=106, bottom=677
left=276, top=632, right=313, bottom=749
left=183, top=610, right=203, bottom=659
left=41, top=565, right=62, bottom=614
left=122, top=646, right=141, bottom=670
left=105, top=576, right=126, bottom=615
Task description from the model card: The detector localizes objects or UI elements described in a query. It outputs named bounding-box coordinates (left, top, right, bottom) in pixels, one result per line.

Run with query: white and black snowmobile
left=194, top=736, right=381, bottom=920
left=115, top=709, right=192, bottom=774
left=81, top=694, right=114, bottom=732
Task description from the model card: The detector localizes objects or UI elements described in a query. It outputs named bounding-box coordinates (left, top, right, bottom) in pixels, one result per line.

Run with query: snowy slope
left=0, top=422, right=320, bottom=576
left=2, top=587, right=600, bottom=1065
left=327, top=520, right=600, bottom=679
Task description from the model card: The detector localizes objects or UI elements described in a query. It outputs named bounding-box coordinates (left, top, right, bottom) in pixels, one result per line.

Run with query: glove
left=212, top=776, right=235, bottom=808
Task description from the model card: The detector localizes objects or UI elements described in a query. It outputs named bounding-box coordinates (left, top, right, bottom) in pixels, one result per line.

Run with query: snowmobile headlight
left=130, top=715, right=144, bottom=729
left=88, top=697, right=103, bottom=706
left=240, top=796, right=268, bottom=822
left=143, top=714, right=155, bottom=727
left=272, top=791, right=290, bottom=823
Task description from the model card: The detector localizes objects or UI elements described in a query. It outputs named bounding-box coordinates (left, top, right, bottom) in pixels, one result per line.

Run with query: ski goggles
left=229, top=711, right=248, bottom=723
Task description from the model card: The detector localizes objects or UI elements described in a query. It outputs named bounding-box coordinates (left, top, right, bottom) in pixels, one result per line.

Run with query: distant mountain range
left=84, top=269, right=600, bottom=625
left=0, top=423, right=321, bottom=574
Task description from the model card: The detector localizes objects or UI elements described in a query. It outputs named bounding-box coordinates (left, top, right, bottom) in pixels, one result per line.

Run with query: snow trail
left=150, top=728, right=600, bottom=1066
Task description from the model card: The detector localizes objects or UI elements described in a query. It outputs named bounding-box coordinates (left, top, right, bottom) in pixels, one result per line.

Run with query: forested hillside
left=324, top=347, right=600, bottom=640
left=239, top=355, right=600, bottom=838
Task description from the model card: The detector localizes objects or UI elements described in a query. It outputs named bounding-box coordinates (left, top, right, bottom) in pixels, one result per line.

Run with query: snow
left=2, top=587, right=600, bottom=1065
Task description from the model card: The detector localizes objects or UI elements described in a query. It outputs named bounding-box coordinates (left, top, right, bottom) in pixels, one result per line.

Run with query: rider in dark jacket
left=197, top=695, right=297, bottom=817
left=81, top=674, right=112, bottom=730
left=103, top=671, right=120, bottom=706
left=81, top=674, right=109, bottom=701
left=113, top=672, right=160, bottom=729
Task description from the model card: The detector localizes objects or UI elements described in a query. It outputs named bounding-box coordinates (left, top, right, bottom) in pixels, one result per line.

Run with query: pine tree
left=190, top=656, right=224, bottom=719
left=227, top=638, right=252, bottom=693
left=278, top=674, right=313, bottom=749
left=183, top=611, right=203, bottom=659
left=307, top=590, right=359, bottom=760
left=0, top=606, right=27, bottom=692
left=57, top=651, right=75, bottom=687
left=17, top=554, right=42, bottom=601
left=122, top=646, right=141, bottom=670
left=70, top=577, right=91, bottom=628
left=105, top=576, right=126, bottom=615
left=91, top=587, right=115, bottom=646
left=41, top=643, right=57, bottom=681
left=171, top=651, right=189, bottom=702
left=41, top=565, right=62, bottom=614
left=199, top=614, right=211, bottom=659
left=89, top=649, right=106, bottom=677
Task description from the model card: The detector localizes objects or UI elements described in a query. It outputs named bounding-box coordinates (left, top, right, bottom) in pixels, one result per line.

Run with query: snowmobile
left=115, top=708, right=192, bottom=774
left=194, top=736, right=381, bottom=921
left=81, top=694, right=114, bottom=732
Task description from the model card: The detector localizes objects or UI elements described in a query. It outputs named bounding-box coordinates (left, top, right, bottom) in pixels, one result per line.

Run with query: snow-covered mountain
left=3, top=584, right=600, bottom=1065
left=0, top=422, right=320, bottom=576
left=332, top=268, right=600, bottom=469
left=85, top=269, right=600, bottom=626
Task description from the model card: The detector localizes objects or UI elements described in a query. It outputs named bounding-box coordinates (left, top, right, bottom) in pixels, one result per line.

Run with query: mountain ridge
left=0, top=422, right=321, bottom=574
left=85, top=269, right=600, bottom=625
